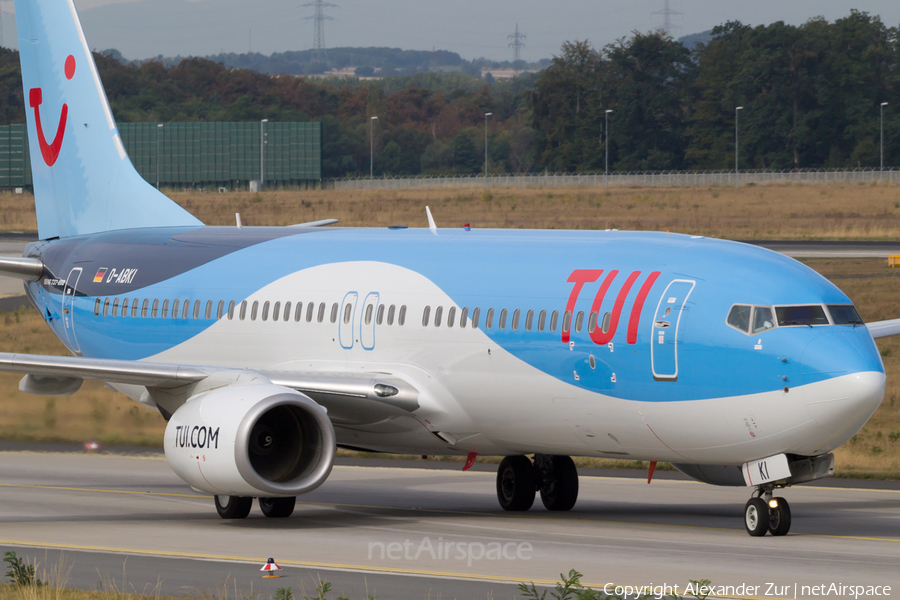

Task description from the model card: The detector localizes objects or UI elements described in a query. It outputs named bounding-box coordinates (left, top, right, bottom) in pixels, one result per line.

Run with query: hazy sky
left=1, top=0, right=899, bottom=61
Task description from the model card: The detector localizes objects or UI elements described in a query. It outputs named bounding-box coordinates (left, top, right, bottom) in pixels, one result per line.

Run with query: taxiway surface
left=0, top=452, right=898, bottom=599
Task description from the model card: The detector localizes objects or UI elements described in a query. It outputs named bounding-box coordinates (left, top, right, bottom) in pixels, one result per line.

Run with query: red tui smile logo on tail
left=29, top=55, right=76, bottom=167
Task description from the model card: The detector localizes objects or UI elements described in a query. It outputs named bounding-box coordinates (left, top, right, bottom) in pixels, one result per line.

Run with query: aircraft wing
left=866, top=319, right=900, bottom=339
left=0, top=352, right=419, bottom=424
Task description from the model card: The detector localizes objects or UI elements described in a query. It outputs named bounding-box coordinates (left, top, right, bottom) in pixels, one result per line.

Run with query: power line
left=302, top=0, right=338, bottom=63
left=651, top=0, right=681, bottom=37
left=507, top=23, right=525, bottom=73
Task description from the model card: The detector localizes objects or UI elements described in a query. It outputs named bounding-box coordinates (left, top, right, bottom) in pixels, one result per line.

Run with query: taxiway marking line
left=0, top=538, right=803, bottom=600
left=1, top=482, right=898, bottom=543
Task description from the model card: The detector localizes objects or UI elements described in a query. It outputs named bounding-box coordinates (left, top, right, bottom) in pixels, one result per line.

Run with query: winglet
left=425, top=206, right=437, bottom=234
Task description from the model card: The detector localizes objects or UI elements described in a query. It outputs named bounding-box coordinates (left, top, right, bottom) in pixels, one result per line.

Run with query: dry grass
left=2, top=183, right=900, bottom=238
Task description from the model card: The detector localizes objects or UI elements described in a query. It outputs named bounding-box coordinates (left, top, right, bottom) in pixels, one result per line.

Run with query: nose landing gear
left=744, top=487, right=791, bottom=536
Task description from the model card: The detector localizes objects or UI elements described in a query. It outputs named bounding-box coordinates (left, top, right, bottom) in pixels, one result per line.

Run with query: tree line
left=0, top=11, right=898, bottom=178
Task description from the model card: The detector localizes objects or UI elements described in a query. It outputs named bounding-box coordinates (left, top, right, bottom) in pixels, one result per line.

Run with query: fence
left=332, top=168, right=900, bottom=191
left=1, top=122, right=322, bottom=189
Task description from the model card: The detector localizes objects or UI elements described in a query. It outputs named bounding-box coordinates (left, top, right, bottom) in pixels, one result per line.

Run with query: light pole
left=484, top=112, right=492, bottom=186
left=156, top=124, right=163, bottom=190
left=605, top=109, right=613, bottom=190
left=370, top=116, right=378, bottom=180
left=881, top=102, right=889, bottom=183
left=259, top=119, right=268, bottom=190
left=735, top=106, right=744, bottom=188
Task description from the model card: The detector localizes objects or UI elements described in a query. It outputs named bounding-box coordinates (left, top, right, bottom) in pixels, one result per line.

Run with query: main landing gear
left=496, top=455, right=579, bottom=512
left=744, top=488, right=791, bottom=537
left=214, top=495, right=297, bottom=519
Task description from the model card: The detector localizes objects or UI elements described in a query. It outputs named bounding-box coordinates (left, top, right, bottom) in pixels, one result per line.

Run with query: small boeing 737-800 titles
left=3, top=0, right=899, bottom=537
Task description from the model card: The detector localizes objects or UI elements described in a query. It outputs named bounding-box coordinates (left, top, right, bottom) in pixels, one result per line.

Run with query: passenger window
left=387, top=305, right=396, bottom=325
left=551, top=310, right=559, bottom=332
left=601, top=312, right=611, bottom=334
left=162, top=299, right=170, bottom=319
left=435, top=306, right=443, bottom=327
left=499, top=308, right=507, bottom=329
left=399, top=305, right=407, bottom=326
left=251, top=301, right=259, bottom=321
left=170, top=299, right=178, bottom=319
left=217, top=300, right=224, bottom=320
left=151, top=299, right=159, bottom=318
left=262, top=301, right=270, bottom=321
left=182, top=299, right=190, bottom=319
left=376, top=304, right=385, bottom=325
left=562, top=310, right=572, bottom=333
left=317, top=302, right=325, bottom=323
left=141, top=298, right=149, bottom=318
left=753, top=306, right=775, bottom=333
left=132, top=298, right=139, bottom=318
left=193, top=300, right=201, bottom=319
left=228, top=300, right=236, bottom=320
left=472, top=307, right=481, bottom=329
left=447, top=306, right=456, bottom=327
left=307, top=302, right=315, bottom=322
left=512, top=309, right=520, bottom=330
left=365, top=304, right=374, bottom=325
left=575, top=311, right=584, bottom=333
left=486, top=308, right=494, bottom=329
left=112, top=298, right=120, bottom=317
left=422, top=306, right=431, bottom=326
left=343, top=302, right=353, bottom=324
left=538, top=309, right=546, bottom=331
left=294, top=302, right=303, bottom=322
left=272, top=301, right=280, bottom=321
left=331, top=303, right=339, bottom=324
left=240, top=300, right=247, bottom=321
left=94, top=298, right=102, bottom=317
left=588, top=311, right=597, bottom=333
left=460, top=307, right=468, bottom=328
left=283, top=301, right=291, bottom=322
left=525, top=309, right=534, bottom=331
left=102, top=298, right=110, bottom=317
left=727, top=305, right=751, bottom=333
left=121, top=298, right=129, bottom=317
left=205, top=300, right=213, bottom=320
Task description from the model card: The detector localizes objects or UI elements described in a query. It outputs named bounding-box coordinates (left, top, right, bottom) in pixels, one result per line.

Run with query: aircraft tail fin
left=15, top=0, right=203, bottom=240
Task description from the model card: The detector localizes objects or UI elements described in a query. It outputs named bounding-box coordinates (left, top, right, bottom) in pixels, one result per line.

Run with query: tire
left=496, top=456, right=536, bottom=511
left=259, top=496, right=296, bottom=518
left=744, top=497, right=769, bottom=536
left=539, top=456, right=579, bottom=511
left=768, top=497, right=791, bottom=536
left=215, top=495, right=252, bottom=519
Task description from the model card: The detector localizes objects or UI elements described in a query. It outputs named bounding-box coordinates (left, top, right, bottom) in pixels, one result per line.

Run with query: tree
left=451, top=132, right=480, bottom=174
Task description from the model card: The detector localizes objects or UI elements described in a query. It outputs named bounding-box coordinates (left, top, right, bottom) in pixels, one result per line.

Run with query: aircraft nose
left=801, top=328, right=885, bottom=451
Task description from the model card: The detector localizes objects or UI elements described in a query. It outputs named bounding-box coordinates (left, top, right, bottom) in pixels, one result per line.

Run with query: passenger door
left=360, top=292, right=379, bottom=351
left=339, top=292, right=358, bottom=349
left=651, top=279, right=695, bottom=381
left=62, top=267, right=83, bottom=353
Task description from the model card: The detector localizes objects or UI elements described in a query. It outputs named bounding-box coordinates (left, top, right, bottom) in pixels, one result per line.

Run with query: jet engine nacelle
left=164, top=383, right=335, bottom=497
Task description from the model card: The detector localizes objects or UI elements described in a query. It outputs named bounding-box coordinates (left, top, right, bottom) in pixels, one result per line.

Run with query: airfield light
left=735, top=106, right=744, bottom=188
left=484, top=113, right=493, bottom=187
left=605, top=109, right=613, bottom=190
left=881, top=103, right=889, bottom=182
left=370, top=116, right=378, bottom=181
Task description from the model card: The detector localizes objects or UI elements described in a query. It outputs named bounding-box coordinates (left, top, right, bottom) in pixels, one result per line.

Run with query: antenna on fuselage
left=425, top=206, right=437, bottom=234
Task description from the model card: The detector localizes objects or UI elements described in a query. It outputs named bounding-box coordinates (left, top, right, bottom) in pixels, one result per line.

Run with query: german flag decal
left=93, top=268, right=108, bottom=283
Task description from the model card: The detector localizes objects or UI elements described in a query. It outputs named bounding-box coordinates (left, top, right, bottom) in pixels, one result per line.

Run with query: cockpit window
left=828, top=305, right=864, bottom=325
left=727, top=305, right=751, bottom=333
left=775, top=305, right=828, bottom=327
left=752, top=306, right=775, bottom=333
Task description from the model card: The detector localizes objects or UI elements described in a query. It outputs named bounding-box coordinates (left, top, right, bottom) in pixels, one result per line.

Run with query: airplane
left=1, top=0, right=898, bottom=538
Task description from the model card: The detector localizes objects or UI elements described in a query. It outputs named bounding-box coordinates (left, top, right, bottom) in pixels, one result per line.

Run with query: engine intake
left=165, top=384, right=335, bottom=497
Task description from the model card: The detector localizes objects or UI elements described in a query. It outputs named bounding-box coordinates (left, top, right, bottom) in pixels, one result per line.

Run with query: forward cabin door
left=650, top=279, right=695, bottom=381
left=62, top=267, right=83, bottom=353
